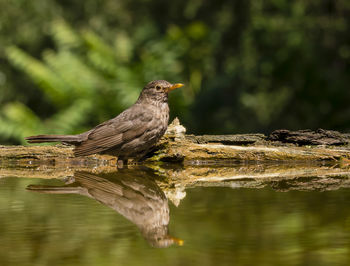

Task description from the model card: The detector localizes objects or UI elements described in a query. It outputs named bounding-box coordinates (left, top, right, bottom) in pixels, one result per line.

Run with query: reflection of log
left=158, top=163, right=350, bottom=191
left=2, top=162, right=350, bottom=197
left=1, top=119, right=350, bottom=166
left=149, top=162, right=349, bottom=205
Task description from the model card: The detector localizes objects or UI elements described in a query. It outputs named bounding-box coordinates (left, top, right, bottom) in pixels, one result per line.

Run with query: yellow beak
left=170, top=236, right=184, bottom=246
left=167, top=83, right=184, bottom=92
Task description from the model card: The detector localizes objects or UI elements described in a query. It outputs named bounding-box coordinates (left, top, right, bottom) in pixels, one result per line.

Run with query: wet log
left=147, top=119, right=350, bottom=164
left=268, top=129, right=350, bottom=146
left=1, top=119, right=350, bottom=167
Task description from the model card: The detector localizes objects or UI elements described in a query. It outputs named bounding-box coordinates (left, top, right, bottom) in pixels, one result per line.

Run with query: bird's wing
left=74, top=104, right=154, bottom=156
left=73, top=172, right=168, bottom=228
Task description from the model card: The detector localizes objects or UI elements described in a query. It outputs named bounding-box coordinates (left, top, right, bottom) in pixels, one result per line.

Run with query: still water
left=0, top=169, right=350, bottom=266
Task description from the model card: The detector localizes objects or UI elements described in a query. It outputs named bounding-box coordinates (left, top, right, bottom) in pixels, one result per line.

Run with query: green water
left=0, top=172, right=350, bottom=266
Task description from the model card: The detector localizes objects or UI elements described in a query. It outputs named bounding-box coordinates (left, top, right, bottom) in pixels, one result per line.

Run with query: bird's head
left=138, top=80, right=184, bottom=104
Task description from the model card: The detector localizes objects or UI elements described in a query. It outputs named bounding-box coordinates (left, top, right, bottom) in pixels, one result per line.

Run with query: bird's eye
left=156, top=85, right=161, bottom=90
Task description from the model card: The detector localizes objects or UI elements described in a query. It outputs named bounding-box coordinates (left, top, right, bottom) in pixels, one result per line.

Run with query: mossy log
left=1, top=119, right=350, bottom=167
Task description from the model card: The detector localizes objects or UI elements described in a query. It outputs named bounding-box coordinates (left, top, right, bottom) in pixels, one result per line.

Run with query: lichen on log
left=0, top=118, right=350, bottom=166
left=147, top=119, right=350, bottom=164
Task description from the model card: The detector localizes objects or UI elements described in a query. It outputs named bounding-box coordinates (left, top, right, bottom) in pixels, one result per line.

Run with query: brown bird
left=25, top=80, right=183, bottom=163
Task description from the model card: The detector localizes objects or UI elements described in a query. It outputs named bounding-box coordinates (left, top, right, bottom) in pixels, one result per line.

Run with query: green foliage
left=1, top=20, right=191, bottom=143
left=189, top=0, right=350, bottom=133
left=0, top=100, right=91, bottom=144
left=0, top=102, right=42, bottom=142
left=1, top=0, right=350, bottom=144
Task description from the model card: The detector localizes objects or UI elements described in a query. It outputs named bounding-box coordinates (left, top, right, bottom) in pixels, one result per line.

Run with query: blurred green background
left=0, top=0, right=349, bottom=144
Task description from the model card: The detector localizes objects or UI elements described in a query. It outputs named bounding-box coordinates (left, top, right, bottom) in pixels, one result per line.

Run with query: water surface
left=0, top=169, right=350, bottom=266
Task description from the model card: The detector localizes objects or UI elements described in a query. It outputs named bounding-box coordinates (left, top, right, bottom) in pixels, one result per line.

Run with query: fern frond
left=81, top=30, right=115, bottom=58
left=82, top=30, right=118, bottom=75
left=43, top=50, right=105, bottom=97
left=45, top=99, right=92, bottom=133
left=51, top=20, right=81, bottom=49
left=6, top=46, right=69, bottom=106
left=0, top=102, right=43, bottom=143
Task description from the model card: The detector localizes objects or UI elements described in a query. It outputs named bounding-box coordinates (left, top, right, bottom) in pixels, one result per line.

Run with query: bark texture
left=1, top=119, right=350, bottom=167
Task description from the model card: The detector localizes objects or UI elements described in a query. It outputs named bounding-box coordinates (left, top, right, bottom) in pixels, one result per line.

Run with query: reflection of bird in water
left=27, top=169, right=183, bottom=248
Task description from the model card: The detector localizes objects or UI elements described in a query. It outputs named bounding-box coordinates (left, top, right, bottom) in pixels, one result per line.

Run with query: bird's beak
left=170, top=236, right=184, bottom=246
left=167, top=83, right=184, bottom=93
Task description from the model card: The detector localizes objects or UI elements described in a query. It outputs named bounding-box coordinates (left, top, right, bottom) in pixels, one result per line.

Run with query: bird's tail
left=26, top=185, right=83, bottom=194
left=25, top=134, right=80, bottom=144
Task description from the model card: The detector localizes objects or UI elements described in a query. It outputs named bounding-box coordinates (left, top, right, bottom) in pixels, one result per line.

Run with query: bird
left=25, top=80, right=184, bottom=164
left=27, top=169, right=184, bottom=248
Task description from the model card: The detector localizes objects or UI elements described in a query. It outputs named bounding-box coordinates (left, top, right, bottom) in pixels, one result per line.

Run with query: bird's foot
left=117, top=159, right=128, bottom=168
left=63, top=176, right=75, bottom=184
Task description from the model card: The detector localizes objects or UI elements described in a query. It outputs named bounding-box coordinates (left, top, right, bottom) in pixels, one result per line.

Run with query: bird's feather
left=74, top=104, right=155, bottom=156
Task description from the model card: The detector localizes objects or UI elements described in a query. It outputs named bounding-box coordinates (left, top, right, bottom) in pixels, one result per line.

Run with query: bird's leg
left=63, top=175, right=76, bottom=184
left=137, top=148, right=154, bottom=162
left=117, top=158, right=128, bottom=168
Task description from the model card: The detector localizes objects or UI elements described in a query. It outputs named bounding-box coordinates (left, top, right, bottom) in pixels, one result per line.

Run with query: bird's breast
left=115, top=101, right=170, bottom=158
left=157, top=103, right=170, bottom=130
left=160, top=103, right=169, bottom=122
left=147, top=102, right=169, bottom=140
